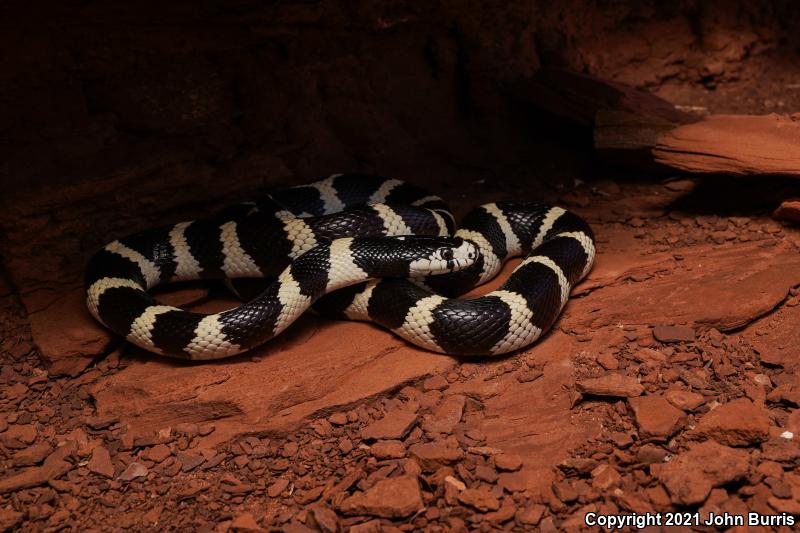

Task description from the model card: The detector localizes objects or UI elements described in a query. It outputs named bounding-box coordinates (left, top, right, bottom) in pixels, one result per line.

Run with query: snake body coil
left=86, top=175, right=595, bottom=359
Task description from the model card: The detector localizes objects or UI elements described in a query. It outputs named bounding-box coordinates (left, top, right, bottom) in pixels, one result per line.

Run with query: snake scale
left=86, top=174, right=595, bottom=359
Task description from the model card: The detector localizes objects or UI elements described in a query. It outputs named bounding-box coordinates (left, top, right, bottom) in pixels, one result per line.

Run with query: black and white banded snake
left=86, top=174, right=595, bottom=359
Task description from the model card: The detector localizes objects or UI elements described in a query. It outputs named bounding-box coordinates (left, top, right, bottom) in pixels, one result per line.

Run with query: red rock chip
left=628, top=395, right=686, bottom=440
left=665, top=389, right=705, bottom=411
left=654, top=441, right=750, bottom=505
left=457, top=487, right=500, bottom=512
left=339, top=476, right=424, bottom=518
left=692, top=398, right=770, bottom=446
left=494, top=453, right=523, bottom=472
left=361, top=410, right=418, bottom=441
left=370, top=440, right=406, bottom=459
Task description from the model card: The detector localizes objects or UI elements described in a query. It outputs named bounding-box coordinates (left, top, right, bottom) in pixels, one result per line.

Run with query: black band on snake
left=85, top=174, right=596, bottom=359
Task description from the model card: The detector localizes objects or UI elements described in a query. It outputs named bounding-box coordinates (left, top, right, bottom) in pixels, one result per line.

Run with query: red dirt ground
left=1, top=174, right=799, bottom=532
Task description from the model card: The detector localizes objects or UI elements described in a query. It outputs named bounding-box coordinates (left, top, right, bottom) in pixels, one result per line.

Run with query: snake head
left=406, top=237, right=479, bottom=276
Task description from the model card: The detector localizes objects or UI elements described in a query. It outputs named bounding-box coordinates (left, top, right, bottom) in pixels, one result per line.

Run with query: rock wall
left=2, top=0, right=797, bottom=197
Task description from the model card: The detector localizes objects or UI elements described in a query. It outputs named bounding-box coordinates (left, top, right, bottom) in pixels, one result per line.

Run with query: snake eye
left=441, top=248, right=453, bottom=261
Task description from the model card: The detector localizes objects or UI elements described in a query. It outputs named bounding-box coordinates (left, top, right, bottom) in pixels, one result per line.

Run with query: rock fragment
left=422, top=394, right=465, bottom=435
left=328, top=413, right=348, bottom=426
left=408, top=442, right=464, bottom=472
left=308, top=505, right=339, bottom=533
left=665, top=389, right=705, bottom=411
left=629, top=395, right=686, bottom=439
left=692, top=398, right=770, bottom=446
left=361, top=410, right=417, bottom=441
left=0, top=442, right=75, bottom=493
left=773, top=199, right=800, bottom=223
left=0, top=508, right=23, bottom=531
left=230, top=512, right=261, bottom=532
left=495, top=453, right=523, bottom=472
left=339, top=476, right=423, bottom=518
left=11, top=442, right=52, bottom=466
left=88, top=446, right=115, bottom=478
left=591, top=464, right=622, bottom=490
left=422, top=375, right=448, bottom=391
left=516, top=504, right=545, bottom=526
left=143, top=443, right=172, bottom=463
left=458, top=488, right=500, bottom=512
left=370, top=440, right=406, bottom=459
left=576, top=374, right=644, bottom=397
left=118, top=462, right=148, bottom=481
left=268, top=478, right=290, bottom=498
left=654, top=441, right=750, bottom=505
left=177, top=452, right=205, bottom=472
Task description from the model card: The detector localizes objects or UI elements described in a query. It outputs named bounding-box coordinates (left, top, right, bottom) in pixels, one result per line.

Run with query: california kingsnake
left=85, top=174, right=595, bottom=359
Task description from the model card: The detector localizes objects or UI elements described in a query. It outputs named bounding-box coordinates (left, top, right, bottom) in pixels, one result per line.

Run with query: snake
left=85, top=174, right=595, bottom=359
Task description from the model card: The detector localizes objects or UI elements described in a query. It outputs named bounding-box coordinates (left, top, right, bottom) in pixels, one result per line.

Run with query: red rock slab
left=339, top=476, right=423, bottom=519
left=24, top=286, right=115, bottom=376
left=628, top=395, right=686, bottom=441
left=462, top=331, right=604, bottom=500
left=653, top=440, right=750, bottom=506
left=653, top=114, right=800, bottom=177
left=773, top=199, right=800, bottom=224
left=691, top=398, right=770, bottom=446
left=91, top=315, right=456, bottom=447
left=361, top=410, right=419, bottom=441
left=741, top=303, right=800, bottom=371
left=561, top=241, right=800, bottom=333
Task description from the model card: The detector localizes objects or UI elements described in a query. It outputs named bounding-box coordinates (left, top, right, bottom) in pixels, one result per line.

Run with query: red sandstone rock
left=229, top=512, right=261, bottom=532
left=591, top=464, right=622, bottom=490
left=118, top=462, right=148, bottom=481
left=484, top=497, right=517, bottom=524
left=26, top=288, right=115, bottom=376
left=339, top=476, right=423, bottom=518
left=268, top=479, right=290, bottom=498
left=773, top=200, right=800, bottom=223
left=654, top=441, right=750, bottom=505
left=745, top=305, right=800, bottom=370
left=11, top=442, right=52, bottom=467
left=563, top=241, right=800, bottom=334
left=408, top=442, right=464, bottom=472
left=0, top=509, right=23, bottom=531
left=576, top=374, right=644, bottom=397
left=629, top=395, right=686, bottom=440
left=495, top=454, right=523, bottom=472
left=143, top=443, right=172, bottom=463
left=653, top=114, right=800, bottom=177
left=0, top=442, right=75, bottom=493
left=665, top=389, right=705, bottom=411
left=422, top=394, right=465, bottom=435
left=87, top=446, right=115, bottom=478
left=692, top=398, right=771, bottom=446
left=370, top=440, right=406, bottom=459
left=458, top=488, right=500, bottom=512
left=768, top=382, right=800, bottom=406
left=516, top=504, right=546, bottom=526
left=3, top=424, right=37, bottom=445
left=422, top=375, right=449, bottom=391
left=307, top=505, right=339, bottom=533
left=361, top=410, right=418, bottom=441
